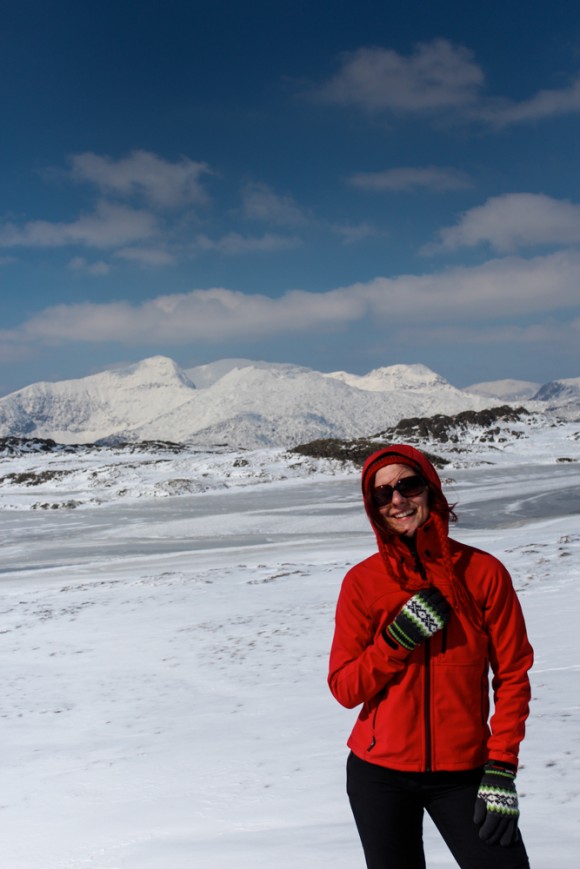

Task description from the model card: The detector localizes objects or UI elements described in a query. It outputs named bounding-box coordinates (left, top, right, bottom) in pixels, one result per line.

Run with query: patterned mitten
left=474, top=761, right=520, bottom=846
left=384, top=587, right=450, bottom=652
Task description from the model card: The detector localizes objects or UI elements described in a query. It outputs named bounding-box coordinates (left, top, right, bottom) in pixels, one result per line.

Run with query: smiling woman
left=328, top=443, right=533, bottom=869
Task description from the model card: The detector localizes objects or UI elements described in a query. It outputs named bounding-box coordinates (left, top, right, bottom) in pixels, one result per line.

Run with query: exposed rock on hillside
left=288, top=406, right=542, bottom=465
left=288, top=438, right=448, bottom=468
left=378, top=405, right=531, bottom=444
left=0, top=435, right=188, bottom=458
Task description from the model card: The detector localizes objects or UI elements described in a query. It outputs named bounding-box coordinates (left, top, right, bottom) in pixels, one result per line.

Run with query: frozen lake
left=2, top=462, right=579, bottom=574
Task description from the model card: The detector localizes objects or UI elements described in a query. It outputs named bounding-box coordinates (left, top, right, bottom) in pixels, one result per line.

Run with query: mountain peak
left=109, top=356, right=196, bottom=389
left=326, top=363, right=448, bottom=392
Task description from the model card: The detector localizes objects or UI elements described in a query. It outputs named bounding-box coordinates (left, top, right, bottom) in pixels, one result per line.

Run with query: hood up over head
left=361, top=444, right=453, bottom=540
left=361, top=444, right=474, bottom=618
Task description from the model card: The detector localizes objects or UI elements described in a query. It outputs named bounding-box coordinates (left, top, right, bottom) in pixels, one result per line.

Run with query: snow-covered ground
left=1, top=425, right=579, bottom=868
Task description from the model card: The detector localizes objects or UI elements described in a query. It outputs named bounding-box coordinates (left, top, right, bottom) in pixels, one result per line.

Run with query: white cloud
left=195, top=232, right=302, bottom=255
left=2, top=250, right=580, bottom=353
left=430, top=193, right=580, bottom=253
left=0, top=201, right=159, bottom=250
left=348, top=166, right=472, bottom=192
left=69, top=150, right=213, bottom=208
left=329, top=222, right=383, bottom=244
left=311, top=39, right=483, bottom=113
left=477, top=77, right=580, bottom=126
left=241, top=182, right=308, bottom=225
left=114, top=247, right=177, bottom=266
left=311, top=40, right=580, bottom=128
left=68, top=256, right=110, bottom=276
left=0, top=164, right=305, bottom=266
left=348, top=250, right=580, bottom=321
left=0, top=286, right=362, bottom=347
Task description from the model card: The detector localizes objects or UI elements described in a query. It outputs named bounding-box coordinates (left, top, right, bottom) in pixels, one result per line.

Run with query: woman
left=328, top=445, right=533, bottom=869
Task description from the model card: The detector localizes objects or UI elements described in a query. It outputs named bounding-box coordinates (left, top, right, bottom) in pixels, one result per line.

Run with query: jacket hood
left=361, top=444, right=478, bottom=620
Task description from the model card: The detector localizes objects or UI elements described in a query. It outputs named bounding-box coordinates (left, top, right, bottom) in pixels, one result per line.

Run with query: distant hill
left=465, top=376, right=580, bottom=420
left=464, top=379, right=540, bottom=401
left=533, top=376, right=580, bottom=406
left=0, top=356, right=577, bottom=448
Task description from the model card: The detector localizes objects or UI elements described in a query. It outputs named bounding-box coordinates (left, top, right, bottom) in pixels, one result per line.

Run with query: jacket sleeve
left=483, top=560, right=534, bottom=767
left=328, top=570, right=410, bottom=709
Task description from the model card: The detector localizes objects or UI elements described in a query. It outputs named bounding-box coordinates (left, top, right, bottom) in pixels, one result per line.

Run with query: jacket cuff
left=487, top=758, right=518, bottom=774
left=378, top=630, right=413, bottom=661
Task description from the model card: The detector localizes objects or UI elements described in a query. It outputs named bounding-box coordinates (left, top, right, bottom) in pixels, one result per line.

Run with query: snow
left=0, top=356, right=198, bottom=444
left=533, top=376, right=580, bottom=417
left=464, top=379, right=541, bottom=401
left=1, top=421, right=579, bottom=868
left=324, top=362, right=450, bottom=391
left=185, top=359, right=301, bottom=389
left=1, top=355, right=567, bottom=449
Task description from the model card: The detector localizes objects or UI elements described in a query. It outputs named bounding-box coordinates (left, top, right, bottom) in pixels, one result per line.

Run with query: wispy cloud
left=0, top=154, right=310, bottom=268
left=310, top=40, right=484, bottom=113
left=68, top=256, right=111, bottom=276
left=329, top=222, right=383, bottom=244
left=428, top=193, right=580, bottom=253
left=241, top=182, right=309, bottom=225
left=0, top=201, right=159, bottom=250
left=69, top=150, right=213, bottom=208
left=348, top=166, right=473, bottom=193
left=114, top=247, right=177, bottom=266
left=476, top=77, right=580, bottom=126
left=195, top=232, right=302, bottom=255
left=311, top=39, right=580, bottom=128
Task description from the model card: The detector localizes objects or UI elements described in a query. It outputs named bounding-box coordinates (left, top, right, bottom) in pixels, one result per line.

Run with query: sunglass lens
left=397, top=475, right=427, bottom=498
left=373, top=487, right=393, bottom=507
left=372, top=475, right=427, bottom=507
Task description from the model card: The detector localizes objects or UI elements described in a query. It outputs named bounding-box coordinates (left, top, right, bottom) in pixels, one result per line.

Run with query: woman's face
left=373, top=463, right=430, bottom=537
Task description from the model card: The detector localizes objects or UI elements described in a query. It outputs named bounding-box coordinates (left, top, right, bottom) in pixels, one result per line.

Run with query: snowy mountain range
left=0, top=355, right=578, bottom=449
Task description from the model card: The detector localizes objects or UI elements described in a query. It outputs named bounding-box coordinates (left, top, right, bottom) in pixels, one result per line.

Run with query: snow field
left=0, top=438, right=579, bottom=867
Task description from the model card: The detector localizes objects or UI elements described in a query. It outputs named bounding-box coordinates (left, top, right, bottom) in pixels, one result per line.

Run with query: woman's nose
left=391, top=488, right=407, bottom=505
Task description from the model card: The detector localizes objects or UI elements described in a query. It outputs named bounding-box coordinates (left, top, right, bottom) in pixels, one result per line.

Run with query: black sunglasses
left=372, top=474, right=428, bottom=508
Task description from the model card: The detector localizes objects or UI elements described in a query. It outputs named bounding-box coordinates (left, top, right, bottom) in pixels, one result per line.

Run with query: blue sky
left=2, top=0, right=580, bottom=395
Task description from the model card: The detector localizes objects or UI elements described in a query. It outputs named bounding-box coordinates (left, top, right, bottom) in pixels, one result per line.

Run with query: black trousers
left=346, top=752, right=530, bottom=869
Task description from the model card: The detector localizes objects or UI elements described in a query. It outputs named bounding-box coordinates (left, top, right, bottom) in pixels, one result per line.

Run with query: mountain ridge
left=0, top=355, right=577, bottom=448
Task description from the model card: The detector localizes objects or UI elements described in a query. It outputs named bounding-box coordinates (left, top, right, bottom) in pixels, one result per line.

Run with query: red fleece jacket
left=328, top=445, right=533, bottom=771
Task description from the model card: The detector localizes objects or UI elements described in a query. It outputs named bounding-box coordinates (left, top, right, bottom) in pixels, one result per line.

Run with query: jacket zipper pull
left=367, top=737, right=376, bottom=751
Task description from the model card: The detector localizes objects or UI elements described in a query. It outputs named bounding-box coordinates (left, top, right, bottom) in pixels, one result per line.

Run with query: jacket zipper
left=424, top=640, right=432, bottom=771
left=407, top=537, right=433, bottom=771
